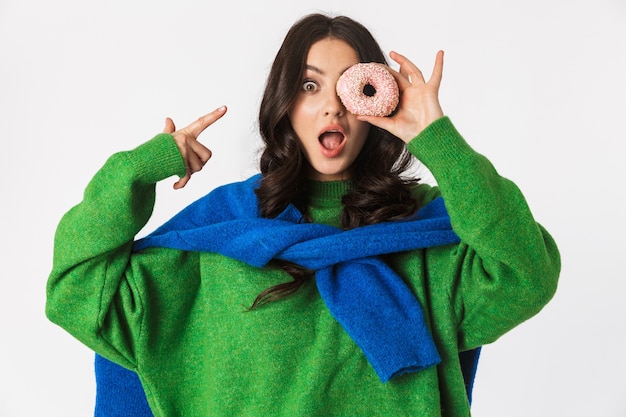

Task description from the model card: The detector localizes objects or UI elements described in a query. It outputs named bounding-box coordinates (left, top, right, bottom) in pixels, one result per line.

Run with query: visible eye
left=302, top=80, right=318, bottom=92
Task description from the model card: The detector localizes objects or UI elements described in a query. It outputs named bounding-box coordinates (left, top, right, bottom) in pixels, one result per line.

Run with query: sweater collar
left=305, top=179, right=352, bottom=207
left=304, top=180, right=352, bottom=227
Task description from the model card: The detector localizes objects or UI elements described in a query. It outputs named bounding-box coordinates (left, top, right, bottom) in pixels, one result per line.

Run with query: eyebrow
left=305, top=64, right=353, bottom=76
left=305, top=64, right=325, bottom=75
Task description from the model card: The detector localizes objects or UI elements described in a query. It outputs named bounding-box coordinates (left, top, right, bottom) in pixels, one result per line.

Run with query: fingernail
left=217, top=105, right=226, bottom=113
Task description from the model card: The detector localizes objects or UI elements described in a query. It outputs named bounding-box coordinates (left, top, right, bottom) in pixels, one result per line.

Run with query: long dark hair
left=251, top=14, right=419, bottom=308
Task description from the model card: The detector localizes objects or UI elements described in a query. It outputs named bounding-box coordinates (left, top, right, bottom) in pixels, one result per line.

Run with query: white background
left=1, top=0, right=625, bottom=415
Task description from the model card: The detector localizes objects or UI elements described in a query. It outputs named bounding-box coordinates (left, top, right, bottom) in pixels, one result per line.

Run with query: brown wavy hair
left=251, top=14, right=419, bottom=308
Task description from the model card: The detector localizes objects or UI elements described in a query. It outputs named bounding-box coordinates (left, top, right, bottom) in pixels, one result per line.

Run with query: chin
left=309, top=167, right=351, bottom=181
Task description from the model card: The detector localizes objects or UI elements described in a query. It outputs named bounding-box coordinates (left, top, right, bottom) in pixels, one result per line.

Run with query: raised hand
left=163, top=106, right=227, bottom=189
left=358, top=51, right=445, bottom=143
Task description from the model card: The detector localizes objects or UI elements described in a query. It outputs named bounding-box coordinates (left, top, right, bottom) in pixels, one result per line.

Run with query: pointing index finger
left=185, top=105, right=228, bottom=138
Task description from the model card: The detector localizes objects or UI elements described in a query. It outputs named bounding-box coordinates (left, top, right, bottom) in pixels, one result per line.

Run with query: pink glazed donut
left=336, top=62, right=399, bottom=117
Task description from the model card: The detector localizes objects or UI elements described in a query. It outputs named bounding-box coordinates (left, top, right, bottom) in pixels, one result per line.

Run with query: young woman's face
left=289, top=38, right=370, bottom=181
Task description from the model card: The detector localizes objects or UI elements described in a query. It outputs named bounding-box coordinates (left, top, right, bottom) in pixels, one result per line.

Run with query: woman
left=47, top=13, right=560, bottom=417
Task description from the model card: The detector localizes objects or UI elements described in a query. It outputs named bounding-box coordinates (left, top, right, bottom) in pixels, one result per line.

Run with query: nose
left=324, top=88, right=345, bottom=118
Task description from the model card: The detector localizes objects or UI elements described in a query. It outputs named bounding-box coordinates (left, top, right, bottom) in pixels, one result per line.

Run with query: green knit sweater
left=46, top=117, right=560, bottom=416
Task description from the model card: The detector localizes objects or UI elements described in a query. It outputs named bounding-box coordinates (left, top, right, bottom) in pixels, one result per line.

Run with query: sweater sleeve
left=46, top=134, right=187, bottom=369
left=407, top=117, right=561, bottom=350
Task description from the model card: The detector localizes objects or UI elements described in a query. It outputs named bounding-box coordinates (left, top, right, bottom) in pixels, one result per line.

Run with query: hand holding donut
left=164, top=105, right=227, bottom=189
left=358, top=51, right=445, bottom=144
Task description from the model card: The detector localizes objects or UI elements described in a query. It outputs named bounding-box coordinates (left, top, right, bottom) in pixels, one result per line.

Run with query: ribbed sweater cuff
left=129, top=133, right=186, bottom=184
left=406, top=116, right=475, bottom=177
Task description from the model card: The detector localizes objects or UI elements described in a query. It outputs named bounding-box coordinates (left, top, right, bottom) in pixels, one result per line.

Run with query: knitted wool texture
left=47, top=117, right=560, bottom=416
left=134, top=175, right=460, bottom=381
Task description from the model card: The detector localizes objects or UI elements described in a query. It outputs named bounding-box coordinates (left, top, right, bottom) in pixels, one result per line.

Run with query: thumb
left=173, top=173, right=191, bottom=190
left=357, top=115, right=395, bottom=133
left=163, top=117, right=176, bottom=134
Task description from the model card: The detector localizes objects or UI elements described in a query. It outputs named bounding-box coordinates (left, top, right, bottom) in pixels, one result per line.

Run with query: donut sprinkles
left=336, top=63, right=399, bottom=117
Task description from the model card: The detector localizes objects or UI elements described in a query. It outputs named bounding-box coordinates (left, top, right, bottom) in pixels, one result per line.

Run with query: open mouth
left=319, top=130, right=345, bottom=151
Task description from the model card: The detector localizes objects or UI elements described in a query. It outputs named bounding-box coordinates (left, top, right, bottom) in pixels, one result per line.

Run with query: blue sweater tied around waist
left=94, top=174, right=481, bottom=416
